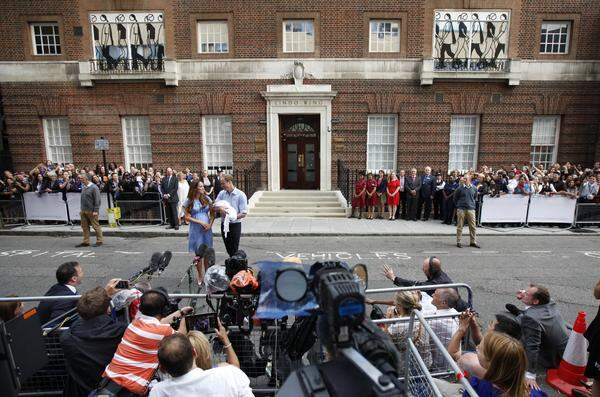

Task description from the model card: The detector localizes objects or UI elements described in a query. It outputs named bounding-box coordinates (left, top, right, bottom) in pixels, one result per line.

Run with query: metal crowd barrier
left=114, top=198, right=165, bottom=224
left=3, top=284, right=476, bottom=397
left=574, top=202, right=600, bottom=226
left=0, top=196, right=27, bottom=226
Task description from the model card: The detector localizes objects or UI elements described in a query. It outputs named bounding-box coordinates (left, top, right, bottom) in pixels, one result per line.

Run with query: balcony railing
left=433, top=58, right=509, bottom=72
left=89, top=58, right=166, bottom=74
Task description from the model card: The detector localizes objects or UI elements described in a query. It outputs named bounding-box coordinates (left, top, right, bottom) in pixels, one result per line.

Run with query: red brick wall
left=2, top=80, right=598, bottom=184
left=1, top=0, right=598, bottom=61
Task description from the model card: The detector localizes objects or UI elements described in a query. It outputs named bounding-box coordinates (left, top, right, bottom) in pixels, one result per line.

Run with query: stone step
left=249, top=190, right=347, bottom=218
left=247, top=212, right=347, bottom=218
left=254, top=201, right=341, bottom=207
left=250, top=206, right=346, bottom=214
left=258, top=196, right=339, bottom=203
left=261, top=190, right=335, bottom=195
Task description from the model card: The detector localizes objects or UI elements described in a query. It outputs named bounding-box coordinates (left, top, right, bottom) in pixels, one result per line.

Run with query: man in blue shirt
left=215, top=174, right=248, bottom=256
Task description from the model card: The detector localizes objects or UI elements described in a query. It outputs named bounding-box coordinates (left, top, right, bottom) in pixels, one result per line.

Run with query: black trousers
left=166, top=201, right=178, bottom=227
left=395, top=192, right=407, bottom=219
left=221, top=222, right=242, bottom=257
left=443, top=198, right=455, bottom=224
left=406, top=195, right=419, bottom=220
left=418, top=196, right=433, bottom=220
left=433, top=191, right=444, bottom=219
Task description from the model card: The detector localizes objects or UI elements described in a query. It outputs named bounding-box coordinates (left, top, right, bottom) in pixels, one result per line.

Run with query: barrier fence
left=0, top=197, right=27, bottom=226
left=2, top=283, right=477, bottom=396
left=479, top=194, right=598, bottom=227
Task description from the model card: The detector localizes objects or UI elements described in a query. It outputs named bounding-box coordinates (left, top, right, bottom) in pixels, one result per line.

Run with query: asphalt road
left=1, top=234, right=598, bottom=325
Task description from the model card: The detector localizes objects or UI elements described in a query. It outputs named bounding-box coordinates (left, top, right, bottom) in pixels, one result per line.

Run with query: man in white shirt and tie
left=395, top=169, right=407, bottom=219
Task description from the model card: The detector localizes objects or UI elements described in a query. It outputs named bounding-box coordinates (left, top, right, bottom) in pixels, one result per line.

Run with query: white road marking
left=522, top=250, right=552, bottom=253
left=114, top=251, right=143, bottom=255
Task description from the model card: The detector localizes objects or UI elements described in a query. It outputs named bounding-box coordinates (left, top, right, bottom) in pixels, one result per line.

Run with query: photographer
left=60, top=284, right=127, bottom=397
left=149, top=333, right=253, bottom=397
left=100, top=290, right=193, bottom=396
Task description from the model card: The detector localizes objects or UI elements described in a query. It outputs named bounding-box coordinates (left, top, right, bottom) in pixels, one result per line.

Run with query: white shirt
left=428, top=308, right=459, bottom=367
left=65, top=284, right=76, bottom=294
left=149, top=366, right=254, bottom=397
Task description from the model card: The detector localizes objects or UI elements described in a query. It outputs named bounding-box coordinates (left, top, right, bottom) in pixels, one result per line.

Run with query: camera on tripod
left=257, top=261, right=405, bottom=397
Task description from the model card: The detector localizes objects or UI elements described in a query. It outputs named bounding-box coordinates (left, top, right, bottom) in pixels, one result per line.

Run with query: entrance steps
left=248, top=190, right=347, bottom=218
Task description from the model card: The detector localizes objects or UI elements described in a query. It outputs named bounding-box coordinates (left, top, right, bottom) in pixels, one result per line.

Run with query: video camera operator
left=97, top=289, right=193, bottom=396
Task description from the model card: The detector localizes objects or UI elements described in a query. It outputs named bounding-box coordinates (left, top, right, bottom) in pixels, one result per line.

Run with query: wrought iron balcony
left=420, top=58, right=521, bottom=86
left=89, top=58, right=165, bottom=74
left=79, top=59, right=178, bottom=86
left=433, top=58, right=509, bottom=72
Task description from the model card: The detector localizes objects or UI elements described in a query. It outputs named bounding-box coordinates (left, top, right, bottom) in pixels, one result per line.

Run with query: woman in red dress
left=351, top=173, right=367, bottom=218
left=386, top=172, right=400, bottom=220
left=365, top=172, right=378, bottom=219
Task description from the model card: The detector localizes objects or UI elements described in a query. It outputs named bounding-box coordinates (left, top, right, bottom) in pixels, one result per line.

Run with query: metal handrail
left=410, top=309, right=478, bottom=396
left=365, top=283, right=474, bottom=308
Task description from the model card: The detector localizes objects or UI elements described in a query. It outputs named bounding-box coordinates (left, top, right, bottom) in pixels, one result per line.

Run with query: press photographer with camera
left=97, top=290, right=193, bottom=396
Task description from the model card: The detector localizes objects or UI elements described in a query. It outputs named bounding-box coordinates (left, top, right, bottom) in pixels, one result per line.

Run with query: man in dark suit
left=506, top=284, right=569, bottom=381
left=405, top=168, right=421, bottom=221
left=37, top=261, right=83, bottom=325
left=161, top=167, right=179, bottom=230
left=417, top=166, right=436, bottom=221
left=395, top=169, right=407, bottom=219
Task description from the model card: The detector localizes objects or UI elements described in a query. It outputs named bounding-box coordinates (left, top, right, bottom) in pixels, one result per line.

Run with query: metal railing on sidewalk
left=0, top=195, right=27, bottom=226
left=574, top=202, right=600, bottom=226
left=115, top=193, right=165, bottom=225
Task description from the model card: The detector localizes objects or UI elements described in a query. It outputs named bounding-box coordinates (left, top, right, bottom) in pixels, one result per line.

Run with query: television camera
left=269, top=261, right=405, bottom=397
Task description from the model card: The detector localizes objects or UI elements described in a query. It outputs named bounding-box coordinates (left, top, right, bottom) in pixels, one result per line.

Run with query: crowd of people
left=1, top=256, right=599, bottom=397
left=351, top=162, right=600, bottom=222
left=0, top=161, right=226, bottom=222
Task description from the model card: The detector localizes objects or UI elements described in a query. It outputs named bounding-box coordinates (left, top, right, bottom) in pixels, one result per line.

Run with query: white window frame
left=121, top=116, right=152, bottom=170
left=366, top=115, right=398, bottom=173
left=530, top=116, right=560, bottom=168
left=369, top=20, right=401, bottom=53
left=283, top=20, right=315, bottom=53
left=197, top=20, right=229, bottom=53
left=43, top=118, right=72, bottom=164
left=540, top=21, right=571, bottom=54
left=448, top=115, right=480, bottom=173
left=202, top=116, right=233, bottom=172
left=31, top=22, right=61, bottom=56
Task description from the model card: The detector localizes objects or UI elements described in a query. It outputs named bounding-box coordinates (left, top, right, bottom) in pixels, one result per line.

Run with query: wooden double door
left=280, top=114, right=320, bottom=190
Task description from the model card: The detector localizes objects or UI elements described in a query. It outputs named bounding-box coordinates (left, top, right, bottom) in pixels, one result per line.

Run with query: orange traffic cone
left=546, top=311, right=589, bottom=397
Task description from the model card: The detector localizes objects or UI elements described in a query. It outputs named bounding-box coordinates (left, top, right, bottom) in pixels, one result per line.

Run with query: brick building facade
left=1, top=0, right=599, bottom=191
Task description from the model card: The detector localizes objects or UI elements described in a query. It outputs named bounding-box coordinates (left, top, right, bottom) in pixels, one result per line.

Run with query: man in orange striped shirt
left=99, top=290, right=192, bottom=396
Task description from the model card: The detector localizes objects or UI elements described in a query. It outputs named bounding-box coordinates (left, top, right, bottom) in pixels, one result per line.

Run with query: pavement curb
left=0, top=229, right=594, bottom=238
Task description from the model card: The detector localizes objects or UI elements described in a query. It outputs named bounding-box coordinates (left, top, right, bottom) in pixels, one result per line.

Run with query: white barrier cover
left=23, top=192, right=68, bottom=221
left=480, top=194, right=529, bottom=223
left=67, top=193, right=110, bottom=221
left=527, top=195, right=577, bottom=224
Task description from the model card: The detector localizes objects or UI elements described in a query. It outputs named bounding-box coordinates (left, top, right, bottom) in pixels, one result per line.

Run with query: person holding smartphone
left=188, top=318, right=240, bottom=369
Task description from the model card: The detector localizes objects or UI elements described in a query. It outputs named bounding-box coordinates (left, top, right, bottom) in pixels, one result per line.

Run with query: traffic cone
left=546, top=311, right=589, bottom=397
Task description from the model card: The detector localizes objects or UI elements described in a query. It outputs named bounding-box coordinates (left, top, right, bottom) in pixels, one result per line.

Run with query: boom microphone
left=157, top=251, right=173, bottom=275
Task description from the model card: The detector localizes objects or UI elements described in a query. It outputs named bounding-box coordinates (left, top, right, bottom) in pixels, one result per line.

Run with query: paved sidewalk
left=0, top=217, right=594, bottom=237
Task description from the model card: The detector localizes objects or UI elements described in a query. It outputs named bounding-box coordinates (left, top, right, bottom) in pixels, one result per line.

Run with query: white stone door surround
left=261, top=84, right=337, bottom=191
